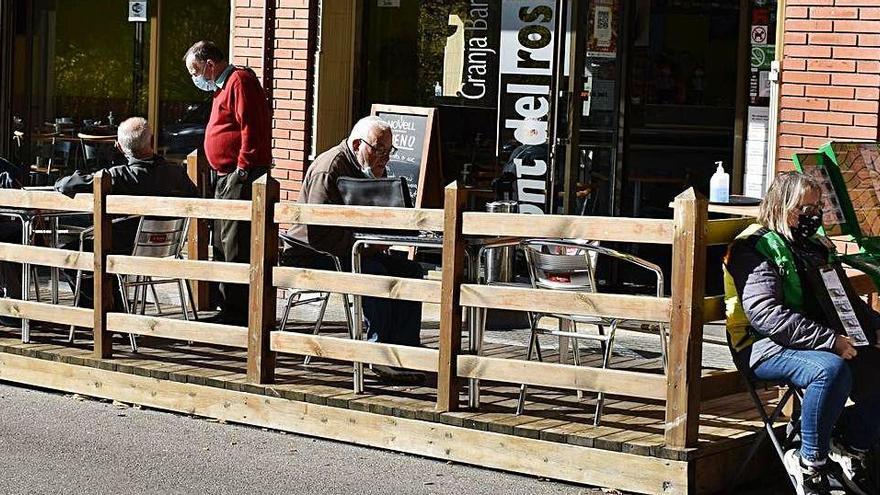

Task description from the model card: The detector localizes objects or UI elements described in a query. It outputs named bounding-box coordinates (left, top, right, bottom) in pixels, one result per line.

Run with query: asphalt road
left=0, top=382, right=604, bottom=495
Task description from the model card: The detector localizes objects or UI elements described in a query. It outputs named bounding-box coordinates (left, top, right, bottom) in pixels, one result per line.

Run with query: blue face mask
left=192, top=72, right=217, bottom=92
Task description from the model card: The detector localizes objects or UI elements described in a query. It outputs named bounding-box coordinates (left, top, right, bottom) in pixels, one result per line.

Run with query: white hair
left=347, top=116, right=392, bottom=147
left=117, top=117, right=152, bottom=156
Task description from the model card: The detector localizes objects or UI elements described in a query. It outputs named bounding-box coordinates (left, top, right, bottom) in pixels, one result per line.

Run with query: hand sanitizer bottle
left=709, top=161, right=730, bottom=203
left=434, top=81, right=442, bottom=97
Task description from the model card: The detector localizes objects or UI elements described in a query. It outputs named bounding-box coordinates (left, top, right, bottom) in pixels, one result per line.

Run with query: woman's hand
left=833, top=335, right=858, bottom=360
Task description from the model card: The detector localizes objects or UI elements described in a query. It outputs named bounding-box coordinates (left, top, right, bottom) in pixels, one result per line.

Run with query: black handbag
left=336, top=176, right=413, bottom=208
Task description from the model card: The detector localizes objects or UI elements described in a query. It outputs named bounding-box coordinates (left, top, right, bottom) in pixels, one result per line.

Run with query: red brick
left=784, top=71, right=831, bottom=84
left=776, top=159, right=796, bottom=172
left=784, top=32, right=808, bottom=45
left=830, top=99, right=880, bottom=113
left=837, top=0, right=880, bottom=5
left=779, top=134, right=804, bottom=147
left=787, top=0, right=833, bottom=4
left=781, top=96, right=830, bottom=110
left=803, top=137, right=832, bottom=149
left=832, top=46, right=880, bottom=59
left=862, top=9, right=880, bottom=20
left=786, top=6, right=809, bottom=17
left=857, top=61, right=880, bottom=73
left=782, top=84, right=806, bottom=96
left=786, top=19, right=833, bottom=31
left=780, top=122, right=829, bottom=137
left=272, top=129, right=290, bottom=139
left=780, top=109, right=805, bottom=122
left=856, top=87, right=880, bottom=100
left=860, top=34, right=880, bottom=47
left=855, top=114, right=879, bottom=127
left=805, top=85, right=856, bottom=99
left=809, top=7, right=859, bottom=18
left=829, top=126, right=878, bottom=139
left=807, top=59, right=856, bottom=72
left=831, top=73, right=880, bottom=87
left=803, top=111, right=854, bottom=125
left=808, top=33, right=857, bottom=45
left=786, top=45, right=832, bottom=58
left=834, top=20, right=880, bottom=32
left=235, top=7, right=263, bottom=17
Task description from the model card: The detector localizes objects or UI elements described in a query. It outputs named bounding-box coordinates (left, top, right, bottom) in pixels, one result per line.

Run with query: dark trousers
left=0, top=220, right=22, bottom=299
left=283, top=250, right=424, bottom=346
left=212, top=167, right=268, bottom=322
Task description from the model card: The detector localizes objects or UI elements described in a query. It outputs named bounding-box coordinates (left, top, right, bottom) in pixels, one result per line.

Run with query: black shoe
left=0, top=315, right=20, bottom=327
left=830, top=438, right=876, bottom=495
left=372, top=365, right=426, bottom=386
left=784, top=449, right=833, bottom=495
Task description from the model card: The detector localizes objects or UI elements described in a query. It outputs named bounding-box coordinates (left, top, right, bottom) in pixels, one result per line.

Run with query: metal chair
left=69, top=216, right=198, bottom=351
left=77, top=133, right=119, bottom=172
left=278, top=233, right=355, bottom=365
left=517, top=239, right=668, bottom=425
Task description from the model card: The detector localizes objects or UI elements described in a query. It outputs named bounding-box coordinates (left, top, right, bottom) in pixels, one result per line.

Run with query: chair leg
left=31, top=266, right=41, bottom=302
left=116, top=274, right=137, bottom=353
left=68, top=269, right=84, bottom=343
left=594, top=319, right=619, bottom=426
left=279, top=291, right=299, bottom=332
left=516, top=313, right=542, bottom=415
left=176, top=280, right=190, bottom=321
left=183, top=280, right=199, bottom=321
left=147, top=277, right=162, bottom=315
left=303, top=293, right=331, bottom=366
left=341, top=293, right=356, bottom=340
left=658, top=323, right=669, bottom=373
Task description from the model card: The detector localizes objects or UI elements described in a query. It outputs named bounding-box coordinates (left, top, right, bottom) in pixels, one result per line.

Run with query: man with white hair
left=55, top=116, right=197, bottom=308
left=283, top=116, right=425, bottom=383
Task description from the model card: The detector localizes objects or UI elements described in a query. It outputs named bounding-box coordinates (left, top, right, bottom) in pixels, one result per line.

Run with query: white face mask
left=192, top=73, right=217, bottom=92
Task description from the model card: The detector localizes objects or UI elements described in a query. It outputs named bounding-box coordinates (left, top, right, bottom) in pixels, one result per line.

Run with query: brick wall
left=777, top=0, right=880, bottom=170
left=231, top=0, right=315, bottom=201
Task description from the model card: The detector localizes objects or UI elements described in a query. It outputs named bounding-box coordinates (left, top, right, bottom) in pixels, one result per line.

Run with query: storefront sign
left=452, top=1, right=500, bottom=107
left=496, top=0, right=557, bottom=214
left=128, top=1, right=148, bottom=22
left=750, top=45, right=774, bottom=71
left=586, top=0, right=618, bottom=59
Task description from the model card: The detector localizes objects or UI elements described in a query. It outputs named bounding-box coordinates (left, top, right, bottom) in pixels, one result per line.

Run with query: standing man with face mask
left=183, top=40, right=271, bottom=325
left=282, top=116, right=426, bottom=384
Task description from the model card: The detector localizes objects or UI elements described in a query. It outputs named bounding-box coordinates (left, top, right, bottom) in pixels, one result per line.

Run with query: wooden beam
left=436, top=182, right=467, bottom=412
left=271, top=332, right=439, bottom=372
left=0, top=189, right=92, bottom=212
left=462, top=213, right=674, bottom=245
left=106, top=256, right=249, bottom=285
left=186, top=150, right=210, bottom=311
left=456, top=355, right=667, bottom=401
left=146, top=0, right=162, bottom=150
left=460, top=284, right=672, bottom=323
left=0, top=242, right=92, bottom=271
left=0, top=299, right=92, bottom=328
left=92, top=171, right=113, bottom=359
left=700, top=370, right=746, bottom=401
left=106, top=196, right=252, bottom=221
left=107, top=313, right=247, bottom=348
left=247, top=175, right=278, bottom=384
left=273, top=266, right=441, bottom=303
left=274, top=203, right=444, bottom=232
left=665, top=188, right=708, bottom=449
left=0, top=353, right=690, bottom=495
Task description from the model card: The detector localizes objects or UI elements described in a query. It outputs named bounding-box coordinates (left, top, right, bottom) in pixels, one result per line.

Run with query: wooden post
left=92, top=171, right=113, bottom=359
left=247, top=174, right=279, bottom=384
left=186, top=149, right=210, bottom=311
left=436, top=181, right=467, bottom=412
left=665, top=188, right=708, bottom=449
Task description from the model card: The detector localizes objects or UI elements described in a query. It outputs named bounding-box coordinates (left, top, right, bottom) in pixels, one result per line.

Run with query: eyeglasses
left=361, top=139, right=397, bottom=158
left=799, top=202, right=823, bottom=216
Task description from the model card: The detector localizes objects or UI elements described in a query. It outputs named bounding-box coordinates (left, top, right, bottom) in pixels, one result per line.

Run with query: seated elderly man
left=283, top=116, right=425, bottom=383
left=55, top=116, right=197, bottom=308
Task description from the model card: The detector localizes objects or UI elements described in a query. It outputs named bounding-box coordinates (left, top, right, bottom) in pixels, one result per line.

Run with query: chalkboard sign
left=371, top=104, right=442, bottom=208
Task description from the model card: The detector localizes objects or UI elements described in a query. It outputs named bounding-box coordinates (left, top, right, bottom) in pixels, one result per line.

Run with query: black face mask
left=792, top=212, right=822, bottom=240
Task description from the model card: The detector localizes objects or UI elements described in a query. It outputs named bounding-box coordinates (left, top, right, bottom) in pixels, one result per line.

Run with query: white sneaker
left=829, top=438, right=874, bottom=495
left=784, top=449, right=833, bottom=495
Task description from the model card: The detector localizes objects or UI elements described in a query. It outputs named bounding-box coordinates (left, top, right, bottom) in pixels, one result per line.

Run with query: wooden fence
left=0, top=150, right=754, bottom=451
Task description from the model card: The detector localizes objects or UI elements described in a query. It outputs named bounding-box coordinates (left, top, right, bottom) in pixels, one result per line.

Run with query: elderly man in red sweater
left=184, top=40, right=271, bottom=325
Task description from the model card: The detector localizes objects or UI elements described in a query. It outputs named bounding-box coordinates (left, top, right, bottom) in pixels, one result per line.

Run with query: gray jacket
left=726, top=236, right=880, bottom=368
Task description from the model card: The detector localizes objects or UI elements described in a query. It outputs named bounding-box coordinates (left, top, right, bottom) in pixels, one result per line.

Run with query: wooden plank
left=274, top=203, right=444, bottom=232
left=0, top=353, right=690, bottom=494
left=706, top=218, right=753, bottom=246
left=186, top=150, right=210, bottom=311
left=436, top=182, right=467, bottom=412
left=461, top=212, right=675, bottom=245
left=460, top=284, right=672, bottom=323
left=247, top=176, right=278, bottom=384
left=0, top=242, right=92, bottom=271
left=665, top=188, right=708, bottom=449
left=0, top=299, right=92, bottom=328
left=0, top=189, right=92, bottom=212
left=107, top=256, right=249, bottom=284
left=271, top=331, right=438, bottom=372
left=105, top=196, right=252, bottom=221
left=92, top=172, right=112, bottom=359
left=457, top=355, right=667, bottom=401
left=700, top=370, right=745, bottom=400
left=106, top=313, right=247, bottom=348
left=273, top=266, right=440, bottom=304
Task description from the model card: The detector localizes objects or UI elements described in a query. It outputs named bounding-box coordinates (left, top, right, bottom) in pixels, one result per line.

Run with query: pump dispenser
left=709, top=161, right=730, bottom=203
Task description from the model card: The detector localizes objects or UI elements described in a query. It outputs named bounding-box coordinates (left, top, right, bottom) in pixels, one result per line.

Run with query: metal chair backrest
left=131, top=217, right=188, bottom=259
left=522, top=239, right=665, bottom=298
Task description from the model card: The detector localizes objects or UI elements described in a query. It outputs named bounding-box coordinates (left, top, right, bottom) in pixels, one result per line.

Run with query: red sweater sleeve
left=230, top=71, right=272, bottom=170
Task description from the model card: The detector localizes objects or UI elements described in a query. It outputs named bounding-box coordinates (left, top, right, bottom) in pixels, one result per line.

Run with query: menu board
left=371, top=104, right=442, bottom=208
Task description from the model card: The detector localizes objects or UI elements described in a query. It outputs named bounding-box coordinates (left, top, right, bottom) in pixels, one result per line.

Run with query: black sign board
left=371, top=104, right=442, bottom=208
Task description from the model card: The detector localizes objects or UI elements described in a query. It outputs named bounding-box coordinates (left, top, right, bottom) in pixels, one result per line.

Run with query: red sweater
left=204, top=67, right=272, bottom=173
